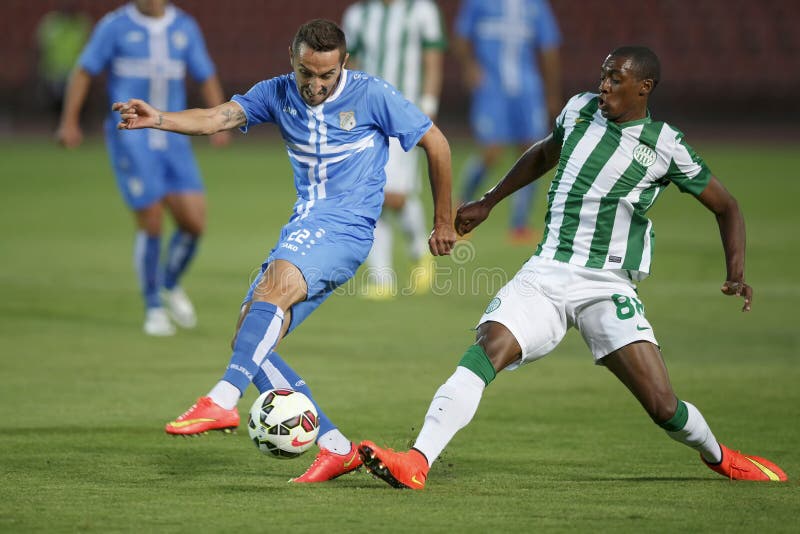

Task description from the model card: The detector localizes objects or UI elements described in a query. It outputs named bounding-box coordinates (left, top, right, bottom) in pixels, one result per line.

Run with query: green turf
left=0, top=136, right=798, bottom=532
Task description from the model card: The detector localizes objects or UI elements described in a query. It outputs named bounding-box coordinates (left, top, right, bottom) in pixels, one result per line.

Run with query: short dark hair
left=292, top=19, right=347, bottom=63
left=610, top=46, right=661, bottom=89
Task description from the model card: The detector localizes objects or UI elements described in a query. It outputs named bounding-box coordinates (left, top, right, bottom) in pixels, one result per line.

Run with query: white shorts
left=384, top=137, right=420, bottom=195
left=478, top=256, right=658, bottom=367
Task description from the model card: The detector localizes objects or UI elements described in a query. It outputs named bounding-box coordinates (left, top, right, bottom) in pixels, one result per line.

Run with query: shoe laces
left=727, top=450, right=749, bottom=479
left=176, top=398, right=206, bottom=420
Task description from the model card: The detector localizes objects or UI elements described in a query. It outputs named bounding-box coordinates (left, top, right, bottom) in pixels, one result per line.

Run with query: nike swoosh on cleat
left=636, top=325, right=650, bottom=331
left=744, top=456, right=781, bottom=481
left=291, top=436, right=314, bottom=447
left=410, top=475, right=424, bottom=487
left=168, top=418, right=216, bottom=428
left=343, top=451, right=358, bottom=468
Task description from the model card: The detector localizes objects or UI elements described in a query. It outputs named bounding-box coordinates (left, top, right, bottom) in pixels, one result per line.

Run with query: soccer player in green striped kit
left=359, top=46, right=788, bottom=488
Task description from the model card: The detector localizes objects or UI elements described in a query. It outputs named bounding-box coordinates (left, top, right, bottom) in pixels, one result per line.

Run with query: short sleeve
left=664, top=132, right=712, bottom=196
left=533, top=0, right=562, bottom=49
left=368, top=78, right=432, bottom=151
left=78, top=14, right=117, bottom=74
left=184, top=17, right=215, bottom=82
left=231, top=79, right=277, bottom=133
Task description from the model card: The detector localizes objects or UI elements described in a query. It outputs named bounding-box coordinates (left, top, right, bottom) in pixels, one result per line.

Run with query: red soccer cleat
left=703, top=443, right=788, bottom=482
left=358, top=440, right=429, bottom=490
left=165, top=396, right=239, bottom=435
left=290, top=443, right=363, bottom=483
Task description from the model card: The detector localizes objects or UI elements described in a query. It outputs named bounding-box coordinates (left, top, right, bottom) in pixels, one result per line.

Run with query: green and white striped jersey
left=342, top=0, right=446, bottom=105
left=535, top=92, right=712, bottom=280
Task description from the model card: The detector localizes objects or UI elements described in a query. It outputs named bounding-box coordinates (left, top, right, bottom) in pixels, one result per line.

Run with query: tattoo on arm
left=156, top=114, right=163, bottom=127
left=221, top=107, right=245, bottom=127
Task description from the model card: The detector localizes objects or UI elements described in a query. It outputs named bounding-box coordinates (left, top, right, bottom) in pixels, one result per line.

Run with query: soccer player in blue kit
left=57, top=0, right=231, bottom=336
left=455, top=0, right=561, bottom=244
left=113, top=19, right=457, bottom=482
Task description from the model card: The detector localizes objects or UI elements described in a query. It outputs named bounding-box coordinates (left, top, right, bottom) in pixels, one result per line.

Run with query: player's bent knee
left=475, top=321, right=523, bottom=372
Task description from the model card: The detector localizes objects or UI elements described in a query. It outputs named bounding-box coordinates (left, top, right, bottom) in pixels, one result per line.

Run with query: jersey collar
left=126, top=3, right=177, bottom=32
left=304, top=68, right=349, bottom=110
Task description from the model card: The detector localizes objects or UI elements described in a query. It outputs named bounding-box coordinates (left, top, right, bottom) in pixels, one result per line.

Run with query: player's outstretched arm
left=696, top=176, right=752, bottom=311
left=455, top=134, right=561, bottom=236
left=112, top=99, right=246, bottom=136
left=418, top=124, right=456, bottom=256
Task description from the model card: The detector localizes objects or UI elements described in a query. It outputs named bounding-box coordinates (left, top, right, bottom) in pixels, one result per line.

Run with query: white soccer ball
left=247, top=388, right=319, bottom=459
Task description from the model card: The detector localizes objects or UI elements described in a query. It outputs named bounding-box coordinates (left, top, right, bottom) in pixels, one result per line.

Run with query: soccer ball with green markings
left=247, top=389, right=319, bottom=459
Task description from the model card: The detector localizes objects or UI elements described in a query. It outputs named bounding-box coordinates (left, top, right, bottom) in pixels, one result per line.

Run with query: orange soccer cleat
left=165, top=396, right=239, bottom=436
left=703, top=443, right=788, bottom=482
left=358, top=440, right=429, bottom=490
left=290, top=443, right=363, bottom=483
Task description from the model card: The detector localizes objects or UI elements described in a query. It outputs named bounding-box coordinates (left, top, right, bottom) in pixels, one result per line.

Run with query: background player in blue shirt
left=57, top=0, right=230, bottom=336
left=455, top=0, right=561, bottom=244
left=113, top=19, right=457, bottom=483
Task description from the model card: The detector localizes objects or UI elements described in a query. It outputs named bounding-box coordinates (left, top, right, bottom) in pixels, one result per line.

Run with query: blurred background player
left=455, top=0, right=561, bottom=244
left=113, top=19, right=456, bottom=482
left=342, top=0, right=445, bottom=299
left=358, top=46, right=787, bottom=489
left=34, top=1, right=90, bottom=120
left=56, top=0, right=230, bottom=336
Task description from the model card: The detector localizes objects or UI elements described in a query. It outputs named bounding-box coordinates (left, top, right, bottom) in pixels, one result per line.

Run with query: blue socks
left=460, top=157, right=486, bottom=202
left=222, top=301, right=284, bottom=393
left=135, top=231, right=161, bottom=309
left=163, top=230, right=199, bottom=290
left=254, top=352, right=336, bottom=437
left=510, top=182, right=538, bottom=230
left=134, top=230, right=200, bottom=309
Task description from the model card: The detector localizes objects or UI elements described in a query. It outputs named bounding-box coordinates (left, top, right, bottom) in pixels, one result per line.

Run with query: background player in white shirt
left=114, top=19, right=457, bottom=483
left=359, top=46, right=787, bottom=488
left=342, top=0, right=446, bottom=298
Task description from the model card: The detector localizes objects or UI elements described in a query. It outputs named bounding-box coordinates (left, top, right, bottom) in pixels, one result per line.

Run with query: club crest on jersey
left=484, top=297, right=501, bottom=314
left=339, top=111, right=356, bottom=131
left=633, top=144, right=657, bottom=167
left=171, top=31, right=188, bottom=50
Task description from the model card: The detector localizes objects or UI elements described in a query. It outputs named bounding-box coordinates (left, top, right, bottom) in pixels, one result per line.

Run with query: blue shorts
left=104, top=121, right=204, bottom=210
left=470, top=88, right=548, bottom=145
left=243, top=210, right=375, bottom=333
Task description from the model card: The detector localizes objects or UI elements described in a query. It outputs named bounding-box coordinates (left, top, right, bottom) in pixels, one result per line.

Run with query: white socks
left=665, top=401, right=722, bottom=463
left=208, top=380, right=241, bottom=410
left=400, top=196, right=429, bottom=261
left=317, top=429, right=353, bottom=455
left=413, top=366, right=486, bottom=466
left=365, top=218, right=394, bottom=287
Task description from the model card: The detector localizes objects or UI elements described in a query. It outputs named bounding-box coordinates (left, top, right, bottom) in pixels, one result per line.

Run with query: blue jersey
left=78, top=3, right=215, bottom=149
left=455, top=0, right=561, bottom=97
left=232, top=70, right=432, bottom=223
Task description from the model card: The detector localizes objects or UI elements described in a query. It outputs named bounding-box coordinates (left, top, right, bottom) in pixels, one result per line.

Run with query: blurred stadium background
left=2, top=0, right=798, bottom=138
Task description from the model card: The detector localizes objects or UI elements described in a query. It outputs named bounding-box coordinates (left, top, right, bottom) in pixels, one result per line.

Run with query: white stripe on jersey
left=342, top=0, right=444, bottom=104
left=539, top=120, right=605, bottom=255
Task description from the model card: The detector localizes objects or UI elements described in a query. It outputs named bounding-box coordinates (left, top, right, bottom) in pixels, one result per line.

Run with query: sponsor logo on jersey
left=171, top=31, right=188, bottom=50
left=339, top=111, right=356, bottom=131
left=633, top=144, right=657, bottom=167
left=608, top=255, right=622, bottom=263
left=126, top=31, right=144, bottom=43
left=484, top=297, right=501, bottom=314
left=283, top=105, right=298, bottom=116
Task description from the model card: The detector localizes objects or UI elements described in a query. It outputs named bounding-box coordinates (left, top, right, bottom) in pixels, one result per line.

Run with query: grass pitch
left=0, top=136, right=798, bottom=532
